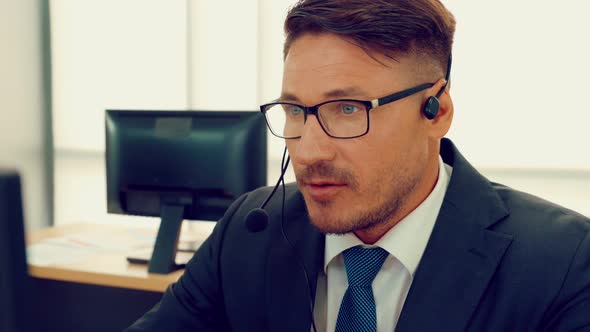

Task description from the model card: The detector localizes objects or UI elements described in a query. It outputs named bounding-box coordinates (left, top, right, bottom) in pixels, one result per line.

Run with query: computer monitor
left=0, top=170, right=30, bottom=332
left=105, top=110, right=267, bottom=273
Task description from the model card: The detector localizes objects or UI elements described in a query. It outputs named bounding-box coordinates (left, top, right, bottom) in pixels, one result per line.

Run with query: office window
left=51, top=0, right=189, bottom=226
left=52, top=0, right=590, bottom=226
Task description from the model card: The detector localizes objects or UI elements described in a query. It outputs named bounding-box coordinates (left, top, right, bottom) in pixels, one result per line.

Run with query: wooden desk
left=27, top=222, right=214, bottom=332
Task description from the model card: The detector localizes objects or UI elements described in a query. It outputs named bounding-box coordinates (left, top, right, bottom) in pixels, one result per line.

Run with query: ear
left=424, top=78, right=453, bottom=139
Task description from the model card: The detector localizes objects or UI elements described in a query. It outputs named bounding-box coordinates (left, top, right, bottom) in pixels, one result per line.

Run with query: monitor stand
left=126, top=248, right=193, bottom=267
left=147, top=202, right=187, bottom=274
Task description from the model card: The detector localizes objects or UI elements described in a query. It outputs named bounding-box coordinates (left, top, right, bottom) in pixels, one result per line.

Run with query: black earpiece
left=423, top=96, right=440, bottom=120
left=422, top=55, right=452, bottom=120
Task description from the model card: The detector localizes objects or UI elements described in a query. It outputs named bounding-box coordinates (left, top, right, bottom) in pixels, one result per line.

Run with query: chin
left=309, top=217, right=350, bottom=235
left=305, top=195, right=401, bottom=236
left=306, top=205, right=364, bottom=235
left=304, top=201, right=344, bottom=234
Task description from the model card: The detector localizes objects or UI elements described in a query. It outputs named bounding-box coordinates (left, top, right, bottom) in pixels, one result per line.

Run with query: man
left=126, top=0, right=590, bottom=331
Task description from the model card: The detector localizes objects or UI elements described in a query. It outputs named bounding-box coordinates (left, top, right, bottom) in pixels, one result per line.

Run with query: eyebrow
left=279, top=87, right=369, bottom=103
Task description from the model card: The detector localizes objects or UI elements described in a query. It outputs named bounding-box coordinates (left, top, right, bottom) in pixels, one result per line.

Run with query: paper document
left=27, top=242, right=98, bottom=266
left=27, top=228, right=155, bottom=266
left=42, top=230, right=154, bottom=251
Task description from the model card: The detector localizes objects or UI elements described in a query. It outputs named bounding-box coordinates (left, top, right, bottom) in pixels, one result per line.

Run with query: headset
left=422, top=55, right=453, bottom=120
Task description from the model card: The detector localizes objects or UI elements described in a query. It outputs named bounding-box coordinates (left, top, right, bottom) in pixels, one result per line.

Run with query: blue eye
left=286, top=105, right=304, bottom=116
left=340, top=103, right=359, bottom=115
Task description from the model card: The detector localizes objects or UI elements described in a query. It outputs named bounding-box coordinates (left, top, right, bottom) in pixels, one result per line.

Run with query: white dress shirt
left=312, top=157, right=452, bottom=332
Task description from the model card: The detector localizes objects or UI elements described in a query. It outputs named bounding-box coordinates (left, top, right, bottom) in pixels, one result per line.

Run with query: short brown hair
left=284, top=0, right=456, bottom=74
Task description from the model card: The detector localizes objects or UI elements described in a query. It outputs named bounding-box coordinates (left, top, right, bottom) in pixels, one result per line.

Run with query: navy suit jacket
left=126, top=138, right=590, bottom=331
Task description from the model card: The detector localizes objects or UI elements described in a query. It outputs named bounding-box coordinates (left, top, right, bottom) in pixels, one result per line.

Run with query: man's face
left=282, top=33, right=437, bottom=235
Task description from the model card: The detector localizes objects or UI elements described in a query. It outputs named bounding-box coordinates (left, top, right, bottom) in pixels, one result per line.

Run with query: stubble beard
left=299, top=162, right=420, bottom=235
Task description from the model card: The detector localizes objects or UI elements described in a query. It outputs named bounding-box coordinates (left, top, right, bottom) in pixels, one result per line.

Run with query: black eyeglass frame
left=260, top=82, right=434, bottom=139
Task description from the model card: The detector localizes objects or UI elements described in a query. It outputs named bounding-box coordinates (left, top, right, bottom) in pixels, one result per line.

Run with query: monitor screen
left=105, top=110, right=267, bottom=273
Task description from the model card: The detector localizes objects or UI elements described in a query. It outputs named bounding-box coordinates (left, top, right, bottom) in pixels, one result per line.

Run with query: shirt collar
left=324, top=156, right=452, bottom=275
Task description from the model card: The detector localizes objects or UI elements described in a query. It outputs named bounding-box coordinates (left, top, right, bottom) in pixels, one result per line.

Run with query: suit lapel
left=265, top=189, right=324, bottom=332
left=395, top=203, right=513, bottom=331
left=396, top=139, right=513, bottom=332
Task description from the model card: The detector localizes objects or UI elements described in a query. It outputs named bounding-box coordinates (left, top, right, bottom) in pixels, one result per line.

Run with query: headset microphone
left=244, top=208, right=269, bottom=233
left=423, top=55, right=453, bottom=120
left=245, top=147, right=290, bottom=233
left=243, top=146, right=318, bottom=332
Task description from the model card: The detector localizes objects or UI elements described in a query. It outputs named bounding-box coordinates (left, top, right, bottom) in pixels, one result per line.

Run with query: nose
left=288, top=115, right=336, bottom=167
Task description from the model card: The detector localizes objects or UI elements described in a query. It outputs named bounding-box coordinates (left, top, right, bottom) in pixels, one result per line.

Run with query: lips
left=303, top=179, right=347, bottom=201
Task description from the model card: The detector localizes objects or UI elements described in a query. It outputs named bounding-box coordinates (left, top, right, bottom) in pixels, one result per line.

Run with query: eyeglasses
left=260, top=82, right=434, bottom=139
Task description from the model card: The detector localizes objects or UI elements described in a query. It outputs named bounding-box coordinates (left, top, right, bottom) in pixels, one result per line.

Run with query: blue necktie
left=335, top=246, right=389, bottom=332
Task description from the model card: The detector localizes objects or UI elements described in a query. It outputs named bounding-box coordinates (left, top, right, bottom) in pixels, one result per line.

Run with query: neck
left=353, top=154, right=441, bottom=245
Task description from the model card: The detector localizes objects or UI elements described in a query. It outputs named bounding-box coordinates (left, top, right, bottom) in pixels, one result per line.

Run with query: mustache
left=296, top=162, right=358, bottom=188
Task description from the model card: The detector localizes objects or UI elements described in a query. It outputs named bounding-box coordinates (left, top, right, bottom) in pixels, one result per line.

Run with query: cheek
left=345, top=131, right=422, bottom=191
left=285, top=140, right=298, bottom=158
left=365, top=109, right=429, bottom=163
left=339, top=141, right=384, bottom=187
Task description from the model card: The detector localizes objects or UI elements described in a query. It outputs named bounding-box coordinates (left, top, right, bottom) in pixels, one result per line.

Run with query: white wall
left=189, top=1, right=259, bottom=110
left=51, top=0, right=189, bottom=152
left=444, top=1, right=590, bottom=169
left=0, top=0, right=52, bottom=230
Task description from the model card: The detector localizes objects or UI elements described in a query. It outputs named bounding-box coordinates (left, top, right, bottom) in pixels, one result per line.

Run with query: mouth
left=302, top=180, right=347, bottom=201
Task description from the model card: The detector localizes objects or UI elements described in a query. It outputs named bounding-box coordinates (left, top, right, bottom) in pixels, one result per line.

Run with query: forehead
left=282, top=34, right=415, bottom=102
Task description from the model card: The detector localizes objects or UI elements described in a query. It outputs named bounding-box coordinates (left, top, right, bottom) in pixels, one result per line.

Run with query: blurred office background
left=1, top=0, right=53, bottom=230
left=2, top=0, right=589, bottom=232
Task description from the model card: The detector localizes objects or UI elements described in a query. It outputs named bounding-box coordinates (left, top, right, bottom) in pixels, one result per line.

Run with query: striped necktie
left=335, top=246, right=389, bottom=332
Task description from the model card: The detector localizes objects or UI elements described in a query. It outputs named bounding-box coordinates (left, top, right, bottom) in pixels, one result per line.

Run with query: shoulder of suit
left=490, top=181, right=590, bottom=240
